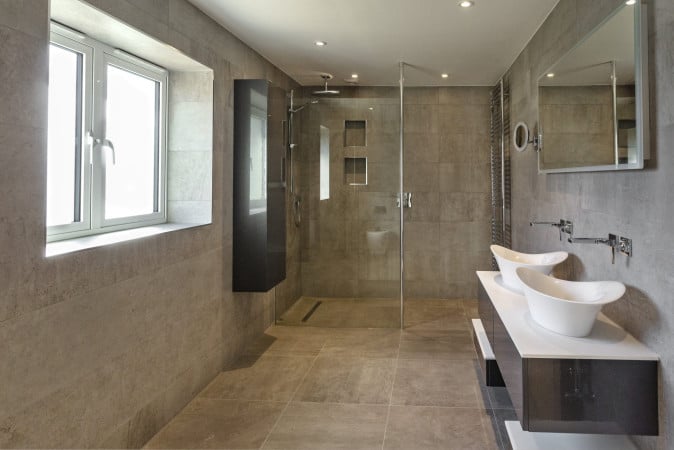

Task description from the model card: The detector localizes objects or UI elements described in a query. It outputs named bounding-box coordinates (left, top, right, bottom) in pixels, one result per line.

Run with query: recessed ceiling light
left=441, top=73, right=449, bottom=79
left=351, top=73, right=359, bottom=79
left=459, top=1, right=474, bottom=7
left=368, top=107, right=374, bottom=111
left=546, top=73, right=555, bottom=78
left=314, top=40, right=327, bottom=47
left=625, top=0, right=636, bottom=5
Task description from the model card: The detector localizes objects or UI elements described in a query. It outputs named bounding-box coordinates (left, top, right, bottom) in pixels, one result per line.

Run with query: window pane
left=47, top=44, right=82, bottom=227
left=104, top=64, right=159, bottom=220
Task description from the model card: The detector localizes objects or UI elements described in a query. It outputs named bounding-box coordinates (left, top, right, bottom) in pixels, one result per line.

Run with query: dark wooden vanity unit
left=474, top=271, right=659, bottom=437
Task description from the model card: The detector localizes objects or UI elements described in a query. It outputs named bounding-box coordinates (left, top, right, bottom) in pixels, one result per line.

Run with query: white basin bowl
left=516, top=267, right=626, bottom=337
left=490, top=245, right=568, bottom=293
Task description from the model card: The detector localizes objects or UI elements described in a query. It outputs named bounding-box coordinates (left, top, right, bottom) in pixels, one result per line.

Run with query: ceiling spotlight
left=441, top=73, right=449, bottom=79
left=625, top=0, right=636, bottom=4
left=368, top=107, right=374, bottom=111
left=314, top=40, right=327, bottom=47
left=351, top=73, right=359, bottom=79
left=546, top=73, right=555, bottom=78
left=459, top=1, right=474, bottom=7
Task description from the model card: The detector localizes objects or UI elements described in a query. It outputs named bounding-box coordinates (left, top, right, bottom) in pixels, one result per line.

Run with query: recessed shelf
left=344, top=157, right=367, bottom=185
left=344, top=120, right=366, bottom=147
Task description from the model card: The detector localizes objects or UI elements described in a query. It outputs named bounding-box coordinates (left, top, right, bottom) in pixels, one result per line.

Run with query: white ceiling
left=187, top=0, right=560, bottom=87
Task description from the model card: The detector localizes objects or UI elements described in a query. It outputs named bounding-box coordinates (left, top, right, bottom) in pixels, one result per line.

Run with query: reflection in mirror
left=537, top=1, right=648, bottom=173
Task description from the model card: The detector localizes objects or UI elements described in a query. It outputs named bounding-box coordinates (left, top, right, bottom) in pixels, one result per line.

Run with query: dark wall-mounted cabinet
left=233, top=79, right=286, bottom=292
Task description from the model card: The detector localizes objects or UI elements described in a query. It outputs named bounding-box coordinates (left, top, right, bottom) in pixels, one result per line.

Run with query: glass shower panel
left=276, top=86, right=402, bottom=328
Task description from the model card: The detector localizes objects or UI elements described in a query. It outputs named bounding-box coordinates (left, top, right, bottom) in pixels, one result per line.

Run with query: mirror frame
left=513, top=122, right=530, bottom=152
left=537, top=0, right=649, bottom=174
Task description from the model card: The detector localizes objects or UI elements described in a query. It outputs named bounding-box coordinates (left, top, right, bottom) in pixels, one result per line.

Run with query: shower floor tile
left=144, top=299, right=511, bottom=449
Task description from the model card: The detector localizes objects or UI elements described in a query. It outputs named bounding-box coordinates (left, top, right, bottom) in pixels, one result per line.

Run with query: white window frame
left=47, top=32, right=93, bottom=236
left=47, top=23, right=168, bottom=242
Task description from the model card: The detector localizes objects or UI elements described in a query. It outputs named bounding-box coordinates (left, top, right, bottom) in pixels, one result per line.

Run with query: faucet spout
left=567, top=234, right=618, bottom=264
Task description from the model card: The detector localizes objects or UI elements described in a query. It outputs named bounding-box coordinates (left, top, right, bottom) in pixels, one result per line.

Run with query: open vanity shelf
left=473, top=271, right=659, bottom=439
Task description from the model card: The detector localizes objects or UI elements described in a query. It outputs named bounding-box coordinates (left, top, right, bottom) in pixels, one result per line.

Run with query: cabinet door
left=233, top=79, right=286, bottom=291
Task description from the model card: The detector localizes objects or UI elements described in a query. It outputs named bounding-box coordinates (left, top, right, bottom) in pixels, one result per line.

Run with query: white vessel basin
left=516, top=267, right=626, bottom=337
left=490, top=245, right=568, bottom=293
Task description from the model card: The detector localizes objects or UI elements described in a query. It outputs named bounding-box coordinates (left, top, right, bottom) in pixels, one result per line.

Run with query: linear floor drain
left=301, top=301, right=322, bottom=322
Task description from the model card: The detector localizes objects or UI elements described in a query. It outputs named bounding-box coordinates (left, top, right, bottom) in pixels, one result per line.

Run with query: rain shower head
left=313, top=74, right=340, bottom=95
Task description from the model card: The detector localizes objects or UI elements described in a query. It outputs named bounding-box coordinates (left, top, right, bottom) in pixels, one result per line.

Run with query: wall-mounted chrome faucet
left=530, top=219, right=574, bottom=241
left=568, top=233, right=618, bottom=264
left=567, top=233, right=633, bottom=264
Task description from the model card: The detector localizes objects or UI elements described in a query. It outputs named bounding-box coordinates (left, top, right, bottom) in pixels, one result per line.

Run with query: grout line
left=258, top=340, right=324, bottom=450
left=380, top=329, right=402, bottom=450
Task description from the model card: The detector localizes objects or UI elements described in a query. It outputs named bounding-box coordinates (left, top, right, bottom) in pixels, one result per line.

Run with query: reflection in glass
left=249, top=106, right=267, bottom=215
left=319, top=125, right=330, bottom=200
left=47, top=44, right=82, bottom=226
left=537, top=3, right=642, bottom=172
left=105, top=64, right=159, bottom=219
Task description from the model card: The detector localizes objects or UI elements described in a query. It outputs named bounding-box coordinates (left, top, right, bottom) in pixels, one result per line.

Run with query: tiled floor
left=278, top=296, right=402, bottom=328
left=145, top=299, right=516, bottom=450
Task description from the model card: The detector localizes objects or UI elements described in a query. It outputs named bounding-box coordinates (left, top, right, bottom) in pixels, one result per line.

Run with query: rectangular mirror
left=537, top=0, right=648, bottom=173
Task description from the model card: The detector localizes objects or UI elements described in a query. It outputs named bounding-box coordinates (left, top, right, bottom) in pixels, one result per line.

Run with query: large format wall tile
left=506, top=0, right=674, bottom=447
left=0, top=0, right=299, bottom=447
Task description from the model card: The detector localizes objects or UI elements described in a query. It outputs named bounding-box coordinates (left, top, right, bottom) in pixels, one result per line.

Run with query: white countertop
left=477, top=271, right=659, bottom=361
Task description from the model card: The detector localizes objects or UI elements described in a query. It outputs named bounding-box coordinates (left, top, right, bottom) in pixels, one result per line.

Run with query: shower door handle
left=397, top=192, right=412, bottom=208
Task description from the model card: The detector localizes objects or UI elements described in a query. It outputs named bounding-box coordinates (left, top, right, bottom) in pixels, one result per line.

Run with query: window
left=319, top=125, right=330, bottom=200
left=47, top=24, right=167, bottom=241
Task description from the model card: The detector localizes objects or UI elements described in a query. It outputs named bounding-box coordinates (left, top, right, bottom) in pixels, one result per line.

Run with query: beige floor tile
left=303, top=301, right=400, bottom=328
left=404, top=306, right=469, bottom=331
left=262, top=402, right=388, bottom=450
left=391, top=359, right=481, bottom=407
left=144, top=398, right=285, bottom=449
left=383, top=406, right=498, bottom=450
left=294, top=356, right=396, bottom=404
left=405, top=298, right=465, bottom=309
left=199, top=355, right=314, bottom=401
left=462, top=299, right=480, bottom=319
left=399, top=329, right=476, bottom=360
left=243, top=327, right=329, bottom=357
left=320, top=328, right=401, bottom=358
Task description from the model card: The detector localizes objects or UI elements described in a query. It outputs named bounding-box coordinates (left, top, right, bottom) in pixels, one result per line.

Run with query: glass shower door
left=275, top=82, right=403, bottom=328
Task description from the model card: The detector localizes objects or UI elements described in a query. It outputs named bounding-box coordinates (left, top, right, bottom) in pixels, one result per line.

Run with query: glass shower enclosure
left=276, top=66, right=405, bottom=328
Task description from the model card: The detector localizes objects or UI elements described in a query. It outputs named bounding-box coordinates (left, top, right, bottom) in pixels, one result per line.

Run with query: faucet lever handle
left=609, top=233, right=617, bottom=265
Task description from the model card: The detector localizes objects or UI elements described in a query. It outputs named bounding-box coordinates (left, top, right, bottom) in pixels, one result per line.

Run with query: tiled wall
left=403, top=87, right=492, bottom=299
left=296, top=86, right=492, bottom=300
left=298, top=87, right=401, bottom=299
left=507, top=0, right=674, bottom=447
left=539, top=85, right=614, bottom=168
left=0, top=0, right=297, bottom=447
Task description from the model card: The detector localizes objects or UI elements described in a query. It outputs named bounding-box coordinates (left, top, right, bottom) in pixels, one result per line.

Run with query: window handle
left=94, top=138, right=116, bottom=165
